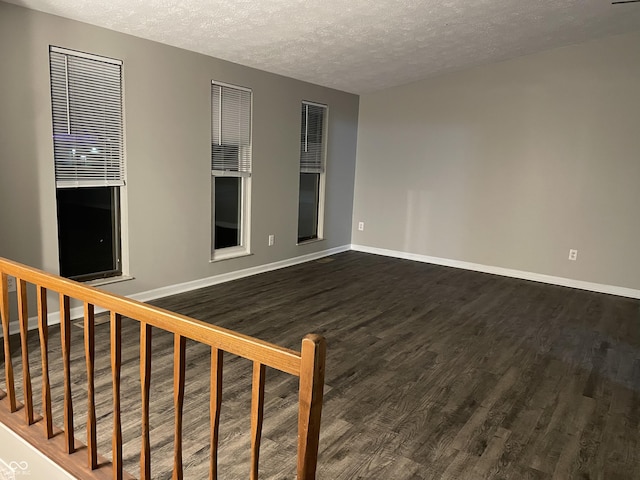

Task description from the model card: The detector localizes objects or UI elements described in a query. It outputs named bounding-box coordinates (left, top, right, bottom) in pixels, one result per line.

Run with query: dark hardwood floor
left=2, top=251, right=640, bottom=479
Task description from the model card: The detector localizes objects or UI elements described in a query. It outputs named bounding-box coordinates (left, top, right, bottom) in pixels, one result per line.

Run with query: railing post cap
left=302, top=333, right=326, bottom=346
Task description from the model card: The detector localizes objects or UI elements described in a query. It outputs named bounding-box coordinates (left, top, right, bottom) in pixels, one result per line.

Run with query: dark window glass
left=214, top=176, right=241, bottom=249
left=56, top=186, right=121, bottom=280
left=298, top=173, right=320, bottom=242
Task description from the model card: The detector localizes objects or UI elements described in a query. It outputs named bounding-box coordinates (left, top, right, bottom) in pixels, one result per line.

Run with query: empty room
left=1, top=1, right=640, bottom=479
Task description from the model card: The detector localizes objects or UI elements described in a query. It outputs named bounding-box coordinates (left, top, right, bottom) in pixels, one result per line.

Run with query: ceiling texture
left=6, top=0, right=640, bottom=93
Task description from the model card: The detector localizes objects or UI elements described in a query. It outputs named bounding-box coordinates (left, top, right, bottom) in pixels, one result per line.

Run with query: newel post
left=296, top=334, right=326, bottom=480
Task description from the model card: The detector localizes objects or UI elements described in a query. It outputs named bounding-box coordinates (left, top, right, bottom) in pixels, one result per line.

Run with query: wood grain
left=37, top=285, right=54, bottom=439
left=0, top=257, right=301, bottom=375
left=17, top=278, right=34, bottom=425
left=111, top=311, right=123, bottom=480
left=209, top=347, right=223, bottom=480
left=250, top=362, right=266, bottom=480
left=5, top=251, right=639, bottom=479
left=140, top=322, right=152, bottom=480
left=84, top=302, right=98, bottom=469
left=296, top=334, right=326, bottom=480
left=0, top=256, right=322, bottom=480
left=173, top=334, right=186, bottom=480
left=0, top=393, right=135, bottom=480
left=59, top=293, right=74, bottom=453
left=1, top=272, right=17, bottom=412
left=147, top=251, right=640, bottom=479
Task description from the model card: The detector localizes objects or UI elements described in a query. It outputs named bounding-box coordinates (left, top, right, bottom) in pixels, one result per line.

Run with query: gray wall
left=353, top=31, right=640, bottom=290
left=0, top=2, right=359, bottom=299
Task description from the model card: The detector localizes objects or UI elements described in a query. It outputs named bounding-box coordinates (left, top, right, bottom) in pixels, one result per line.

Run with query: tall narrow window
left=298, top=102, right=327, bottom=243
left=211, top=81, right=252, bottom=259
left=49, top=46, right=125, bottom=281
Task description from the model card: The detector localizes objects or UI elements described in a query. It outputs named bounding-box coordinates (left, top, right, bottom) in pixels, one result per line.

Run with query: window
left=298, top=102, right=327, bottom=243
left=211, top=82, right=252, bottom=259
left=49, top=46, right=125, bottom=281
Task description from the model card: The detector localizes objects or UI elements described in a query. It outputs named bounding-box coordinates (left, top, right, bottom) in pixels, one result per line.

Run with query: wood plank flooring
left=2, top=251, right=640, bottom=479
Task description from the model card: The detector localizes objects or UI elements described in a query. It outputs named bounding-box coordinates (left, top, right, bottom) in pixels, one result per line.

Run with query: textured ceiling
left=7, top=0, right=640, bottom=93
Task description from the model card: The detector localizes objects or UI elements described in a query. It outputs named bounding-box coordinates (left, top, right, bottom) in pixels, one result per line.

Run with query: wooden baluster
left=250, top=362, right=266, bottom=480
left=140, top=322, right=152, bottom=480
left=17, top=279, right=34, bottom=424
left=59, top=293, right=74, bottom=453
left=111, top=311, right=123, bottom=480
left=0, top=273, right=17, bottom=412
left=37, top=286, right=53, bottom=438
left=84, top=303, right=98, bottom=469
left=209, top=348, right=223, bottom=480
left=296, top=334, right=326, bottom=480
left=173, top=334, right=186, bottom=480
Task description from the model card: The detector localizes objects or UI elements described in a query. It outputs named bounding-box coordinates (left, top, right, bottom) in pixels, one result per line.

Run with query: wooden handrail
left=0, top=258, right=301, bottom=374
left=0, top=257, right=326, bottom=479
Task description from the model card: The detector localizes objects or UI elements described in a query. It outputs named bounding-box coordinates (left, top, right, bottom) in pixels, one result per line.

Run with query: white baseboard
left=351, top=244, right=640, bottom=300
left=3, top=244, right=351, bottom=336
left=6, top=242, right=637, bottom=338
left=130, top=244, right=351, bottom=303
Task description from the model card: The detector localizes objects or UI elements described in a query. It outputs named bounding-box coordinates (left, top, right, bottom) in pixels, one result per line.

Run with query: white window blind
left=49, top=47, right=124, bottom=188
left=300, top=102, right=327, bottom=174
left=211, top=82, right=252, bottom=173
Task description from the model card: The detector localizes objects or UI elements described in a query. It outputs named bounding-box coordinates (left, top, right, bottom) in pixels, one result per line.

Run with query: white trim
left=135, top=245, right=349, bottom=302
left=211, top=247, right=252, bottom=262
left=2, top=245, right=351, bottom=337
left=6, top=243, right=638, bottom=339
left=211, top=170, right=251, bottom=178
left=56, top=180, right=125, bottom=188
left=50, top=45, right=122, bottom=65
left=85, top=275, right=134, bottom=288
left=211, top=80, right=252, bottom=92
left=211, top=174, right=252, bottom=259
left=351, top=244, right=640, bottom=300
left=302, top=100, right=328, bottom=109
left=297, top=237, right=325, bottom=246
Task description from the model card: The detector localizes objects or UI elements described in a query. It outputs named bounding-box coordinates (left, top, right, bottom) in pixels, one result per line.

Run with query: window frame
left=55, top=186, right=123, bottom=281
left=211, top=81, right=253, bottom=261
left=49, top=45, right=129, bottom=281
left=297, top=101, right=328, bottom=244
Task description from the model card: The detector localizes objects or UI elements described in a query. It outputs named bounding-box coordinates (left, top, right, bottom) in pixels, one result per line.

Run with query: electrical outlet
left=358, top=222, right=365, bottom=231
left=268, top=234, right=275, bottom=247
left=568, top=249, right=578, bottom=261
left=7, top=276, right=16, bottom=293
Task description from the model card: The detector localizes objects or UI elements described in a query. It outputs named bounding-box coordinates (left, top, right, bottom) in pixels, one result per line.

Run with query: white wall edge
left=351, top=244, right=640, bottom=300
left=0, top=423, right=77, bottom=479
left=3, top=245, right=352, bottom=336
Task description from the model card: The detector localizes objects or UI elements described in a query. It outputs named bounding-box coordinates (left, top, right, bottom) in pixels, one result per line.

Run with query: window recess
left=49, top=46, right=126, bottom=281
left=211, top=81, right=252, bottom=258
left=298, top=101, right=327, bottom=243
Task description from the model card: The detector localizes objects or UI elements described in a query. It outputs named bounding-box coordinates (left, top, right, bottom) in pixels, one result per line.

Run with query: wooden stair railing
left=0, top=257, right=326, bottom=479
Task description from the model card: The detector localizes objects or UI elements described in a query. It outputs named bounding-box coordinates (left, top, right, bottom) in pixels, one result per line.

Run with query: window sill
left=297, top=237, right=325, bottom=246
left=210, top=248, right=252, bottom=263
left=84, top=275, right=134, bottom=287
